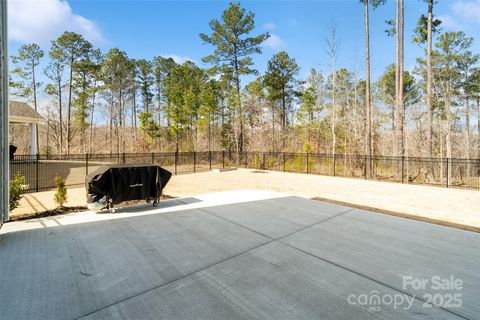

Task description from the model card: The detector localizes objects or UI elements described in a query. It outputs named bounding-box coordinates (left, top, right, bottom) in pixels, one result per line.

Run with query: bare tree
left=426, top=0, right=434, bottom=157
left=361, top=0, right=385, bottom=174
left=477, top=94, right=480, bottom=159
left=326, top=22, right=340, bottom=155
left=395, top=0, right=405, bottom=157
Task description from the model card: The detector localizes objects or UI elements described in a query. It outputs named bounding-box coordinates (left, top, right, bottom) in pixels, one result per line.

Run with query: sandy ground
left=10, top=168, right=479, bottom=229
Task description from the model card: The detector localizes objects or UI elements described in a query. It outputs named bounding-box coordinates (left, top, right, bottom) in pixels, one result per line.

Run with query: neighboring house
left=9, top=101, right=45, bottom=155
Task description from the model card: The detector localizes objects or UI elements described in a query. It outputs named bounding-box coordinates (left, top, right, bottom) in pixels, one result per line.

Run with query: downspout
left=1, top=0, right=9, bottom=224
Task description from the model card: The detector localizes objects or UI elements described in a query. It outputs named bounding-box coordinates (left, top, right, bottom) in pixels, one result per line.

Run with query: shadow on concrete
left=98, top=197, right=203, bottom=214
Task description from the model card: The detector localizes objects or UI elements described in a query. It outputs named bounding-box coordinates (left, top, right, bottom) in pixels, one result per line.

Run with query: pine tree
left=136, top=59, right=154, bottom=112
left=51, top=31, right=92, bottom=155
left=263, top=51, right=301, bottom=131
left=435, top=31, right=474, bottom=182
left=200, top=2, right=269, bottom=153
left=413, top=4, right=442, bottom=157
left=101, top=48, right=135, bottom=153
left=360, top=0, right=385, bottom=166
left=10, top=43, right=44, bottom=106
left=11, top=43, right=44, bottom=153
left=44, top=46, right=65, bottom=154
left=153, top=56, right=177, bottom=126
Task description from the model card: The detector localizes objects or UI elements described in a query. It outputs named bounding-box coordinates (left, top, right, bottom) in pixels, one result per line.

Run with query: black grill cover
left=86, top=164, right=172, bottom=204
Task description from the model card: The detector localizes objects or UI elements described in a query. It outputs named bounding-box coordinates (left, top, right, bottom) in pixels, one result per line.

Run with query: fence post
left=36, top=153, right=39, bottom=192
left=209, top=151, right=212, bottom=170
left=85, top=153, right=89, bottom=176
left=283, top=152, right=286, bottom=172
left=306, top=153, right=309, bottom=174
left=401, top=156, right=405, bottom=183
left=446, top=158, right=449, bottom=188
left=222, top=150, right=225, bottom=168
left=333, top=154, right=336, bottom=177
left=364, top=155, right=367, bottom=180
left=175, top=152, right=178, bottom=175
left=151, top=152, right=154, bottom=164
left=262, top=153, right=265, bottom=170
left=193, top=152, right=196, bottom=173
left=122, top=152, right=126, bottom=163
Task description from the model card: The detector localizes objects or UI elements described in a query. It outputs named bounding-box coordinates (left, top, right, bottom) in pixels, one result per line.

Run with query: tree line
left=9, top=1, right=480, bottom=161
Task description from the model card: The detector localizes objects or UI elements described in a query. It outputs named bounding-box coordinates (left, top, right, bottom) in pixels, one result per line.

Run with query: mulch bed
left=9, top=206, right=88, bottom=222
left=9, top=194, right=175, bottom=222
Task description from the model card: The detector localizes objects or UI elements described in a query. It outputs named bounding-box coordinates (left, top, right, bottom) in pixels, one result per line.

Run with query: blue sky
left=8, top=0, right=480, bottom=85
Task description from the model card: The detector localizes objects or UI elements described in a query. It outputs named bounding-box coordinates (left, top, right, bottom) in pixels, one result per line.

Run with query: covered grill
left=86, top=164, right=172, bottom=212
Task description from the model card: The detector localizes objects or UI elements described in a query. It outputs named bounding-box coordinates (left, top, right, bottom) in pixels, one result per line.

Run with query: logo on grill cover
left=130, top=183, right=143, bottom=188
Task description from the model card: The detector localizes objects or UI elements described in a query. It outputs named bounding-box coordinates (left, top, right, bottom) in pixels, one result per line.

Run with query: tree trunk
left=133, top=90, right=137, bottom=144
left=282, top=88, right=287, bottom=151
left=81, top=72, right=87, bottom=153
left=66, top=57, right=74, bottom=156
left=32, top=62, right=40, bottom=153
left=208, top=113, right=212, bottom=151
left=400, top=0, right=404, bottom=155
left=445, top=83, right=452, bottom=184
left=58, top=77, right=63, bottom=155
left=426, top=0, right=434, bottom=157
left=176, top=130, right=179, bottom=153
left=282, top=93, right=285, bottom=129
left=465, top=97, right=470, bottom=159
left=233, top=45, right=244, bottom=154
left=157, top=83, right=162, bottom=126
left=89, top=82, right=96, bottom=154
left=394, top=0, right=405, bottom=157
left=308, top=110, right=313, bottom=148
left=477, top=97, right=480, bottom=158
left=331, top=50, right=336, bottom=155
left=116, top=91, right=121, bottom=154
left=317, top=110, right=321, bottom=152
left=46, top=112, right=50, bottom=154
left=119, top=89, right=125, bottom=153
left=364, top=0, right=372, bottom=174
left=395, top=0, right=400, bottom=156
left=465, top=97, right=471, bottom=178
left=272, top=103, right=276, bottom=151
left=109, top=91, right=113, bottom=155
left=440, top=127, right=444, bottom=184
left=392, top=104, right=395, bottom=153
left=353, top=79, right=358, bottom=154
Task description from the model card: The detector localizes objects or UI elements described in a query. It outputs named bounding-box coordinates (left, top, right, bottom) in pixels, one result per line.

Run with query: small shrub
left=303, top=142, right=311, bottom=153
left=9, top=173, right=28, bottom=212
left=54, top=176, right=67, bottom=207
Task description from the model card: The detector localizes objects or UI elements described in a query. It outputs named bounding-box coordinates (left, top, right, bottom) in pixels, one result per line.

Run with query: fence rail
left=9, top=151, right=480, bottom=193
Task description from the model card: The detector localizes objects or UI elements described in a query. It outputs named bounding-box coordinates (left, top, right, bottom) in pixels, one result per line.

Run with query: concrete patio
left=1, top=190, right=479, bottom=320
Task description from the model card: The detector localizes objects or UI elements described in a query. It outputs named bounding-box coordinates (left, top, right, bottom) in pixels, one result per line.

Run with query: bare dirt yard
left=10, top=168, right=479, bottom=230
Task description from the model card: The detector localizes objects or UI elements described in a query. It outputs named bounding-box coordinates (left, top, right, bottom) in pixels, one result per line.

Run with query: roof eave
left=9, top=115, right=45, bottom=124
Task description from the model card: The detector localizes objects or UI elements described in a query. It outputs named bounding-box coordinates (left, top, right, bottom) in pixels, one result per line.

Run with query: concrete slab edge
left=311, top=196, right=480, bottom=234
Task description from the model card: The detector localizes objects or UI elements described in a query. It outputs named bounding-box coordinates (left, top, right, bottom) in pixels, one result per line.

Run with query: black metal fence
left=9, top=151, right=480, bottom=193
